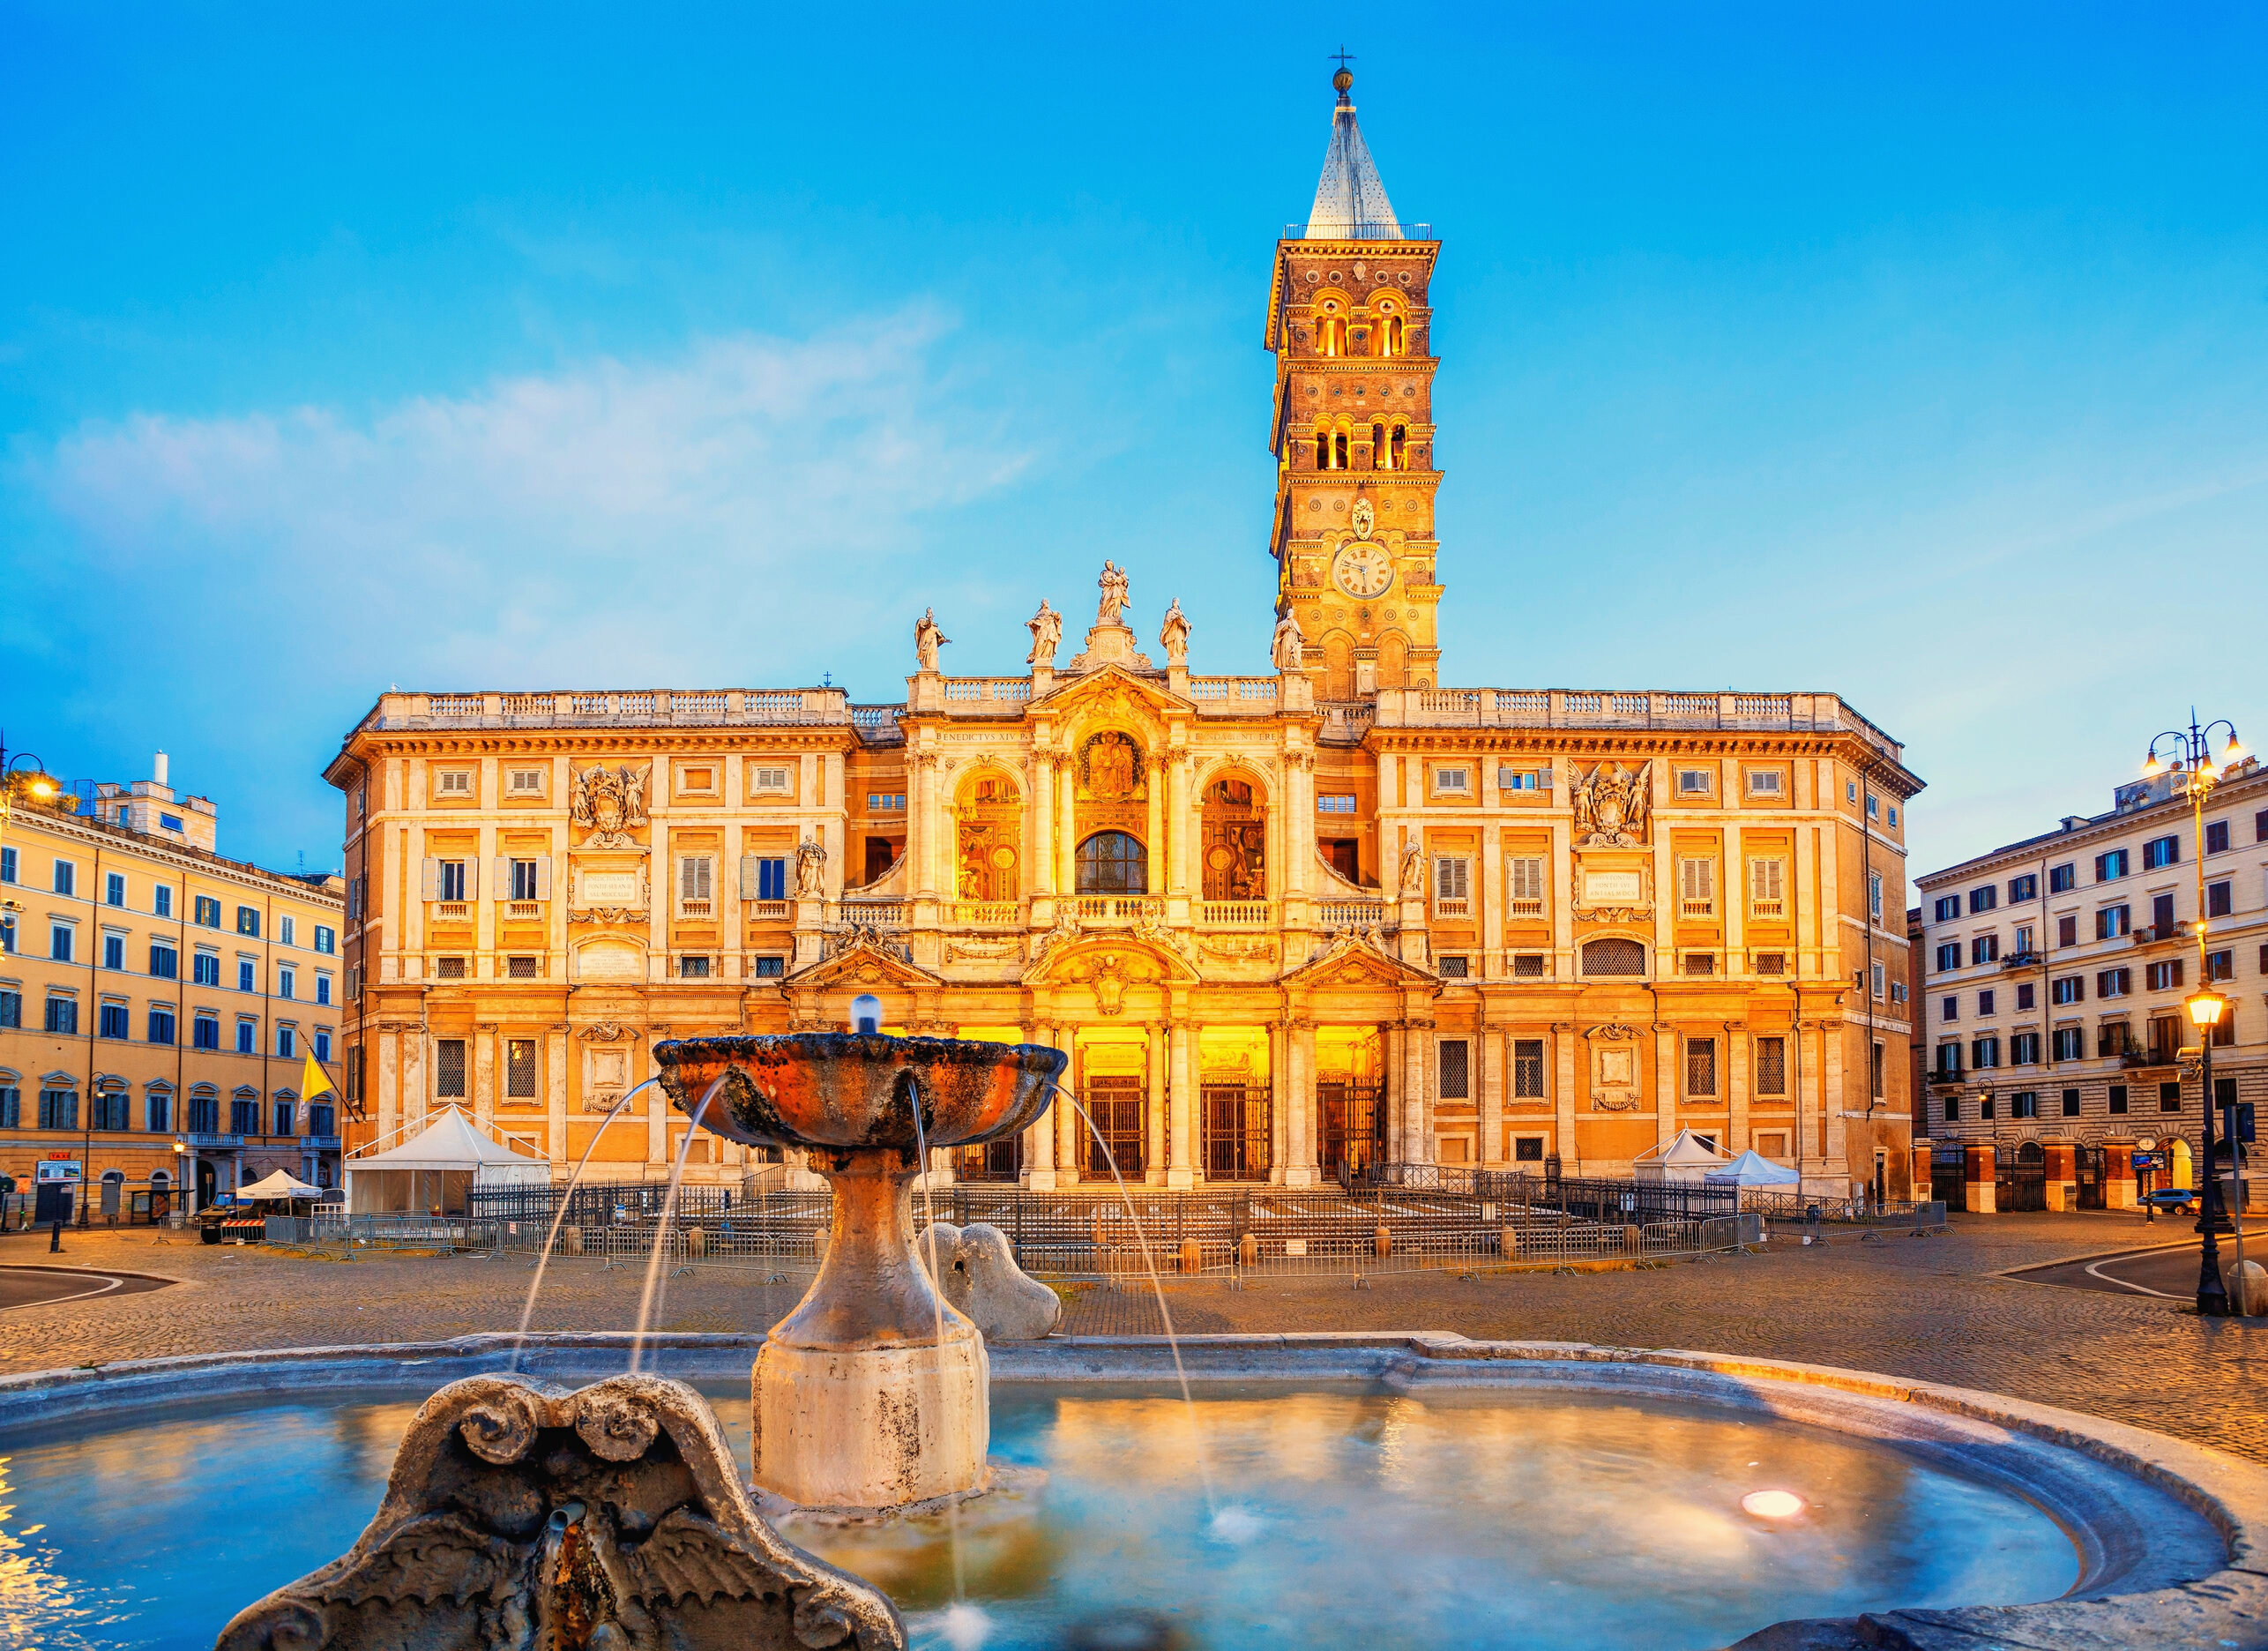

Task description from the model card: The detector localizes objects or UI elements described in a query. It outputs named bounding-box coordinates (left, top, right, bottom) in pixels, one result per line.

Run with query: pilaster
left=1167, top=1013, right=1195, bottom=1188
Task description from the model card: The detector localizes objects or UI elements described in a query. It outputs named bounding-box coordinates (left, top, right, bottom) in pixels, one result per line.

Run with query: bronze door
left=1318, top=1080, right=1379, bottom=1180
left=1085, top=1075, right=1145, bottom=1178
left=1204, top=1083, right=1272, bottom=1181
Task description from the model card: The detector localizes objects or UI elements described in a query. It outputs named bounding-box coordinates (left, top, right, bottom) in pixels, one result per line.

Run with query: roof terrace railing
left=359, top=689, right=853, bottom=732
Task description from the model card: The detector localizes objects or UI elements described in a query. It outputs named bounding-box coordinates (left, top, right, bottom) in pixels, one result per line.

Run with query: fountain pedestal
left=755, top=1146, right=988, bottom=1507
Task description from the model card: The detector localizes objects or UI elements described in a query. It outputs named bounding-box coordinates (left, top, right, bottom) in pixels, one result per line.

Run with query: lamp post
left=2143, top=710, right=2245, bottom=1317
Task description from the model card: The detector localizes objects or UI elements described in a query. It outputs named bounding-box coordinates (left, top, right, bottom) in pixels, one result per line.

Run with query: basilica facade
left=326, top=71, right=1921, bottom=1199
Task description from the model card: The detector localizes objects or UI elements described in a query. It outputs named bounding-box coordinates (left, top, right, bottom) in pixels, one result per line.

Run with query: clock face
left=1333, top=542, right=1393, bottom=599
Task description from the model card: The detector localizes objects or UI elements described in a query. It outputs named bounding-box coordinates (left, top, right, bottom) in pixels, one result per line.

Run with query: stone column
left=1031, top=754, right=1056, bottom=900
left=1965, top=1140, right=1997, bottom=1214
left=1268, top=1021, right=1289, bottom=1184
left=1145, top=759, right=1166, bottom=898
left=1289, top=1017, right=1319, bottom=1184
left=546, top=1026, right=569, bottom=1163
left=1553, top=1022, right=1579, bottom=1173
left=1728, top=1021, right=1750, bottom=1154
left=1022, top=1020, right=1056, bottom=1191
left=377, top=1022, right=400, bottom=1144
left=1384, top=1022, right=1405, bottom=1163
left=1821, top=1018, right=1847, bottom=1182
left=1167, top=1017, right=1195, bottom=1188
left=2105, top=1141, right=2136, bottom=1210
left=402, top=1029, right=425, bottom=1133
left=1054, top=1021, right=1082, bottom=1184
left=1654, top=1023, right=1678, bottom=1151
left=1285, top=751, right=1312, bottom=898
left=1404, top=1015, right=1431, bottom=1162
left=645, top=1031, right=668, bottom=1167
left=2042, top=1139, right=2078, bottom=1212
left=1481, top=825, right=1503, bottom=979
left=1145, top=1022, right=1168, bottom=1184
left=1167, top=749, right=1192, bottom=896
left=1056, top=758, right=1077, bottom=900
left=474, top=1024, right=497, bottom=1131
left=1479, top=1025, right=1505, bottom=1168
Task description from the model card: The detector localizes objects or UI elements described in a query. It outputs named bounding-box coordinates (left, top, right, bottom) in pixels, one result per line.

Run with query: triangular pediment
left=785, top=940, right=940, bottom=990
left=1279, top=930, right=1438, bottom=990
left=1022, top=923, right=1200, bottom=987
left=1031, top=664, right=1186, bottom=717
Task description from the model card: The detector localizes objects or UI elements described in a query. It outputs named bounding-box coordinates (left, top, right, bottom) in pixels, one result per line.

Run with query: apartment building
left=1914, top=758, right=2268, bottom=1211
left=0, top=757, right=347, bottom=1218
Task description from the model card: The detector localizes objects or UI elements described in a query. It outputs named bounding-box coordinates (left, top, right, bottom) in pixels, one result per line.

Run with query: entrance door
left=2077, top=1146, right=2107, bottom=1210
left=33, top=1183, right=74, bottom=1224
left=196, top=1159, right=218, bottom=1210
left=955, top=1136, right=1021, bottom=1183
left=1317, top=1080, right=1380, bottom=1183
left=1204, top=1083, right=1272, bottom=1181
left=1085, top=1076, right=1145, bottom=1178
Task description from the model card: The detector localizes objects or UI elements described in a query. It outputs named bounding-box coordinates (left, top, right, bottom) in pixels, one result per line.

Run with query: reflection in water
left=0, top=1383, right=2077, bottom=1651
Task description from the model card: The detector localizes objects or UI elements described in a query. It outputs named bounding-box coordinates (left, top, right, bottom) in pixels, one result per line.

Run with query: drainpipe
left=80, top=839, right=101, bottom=1223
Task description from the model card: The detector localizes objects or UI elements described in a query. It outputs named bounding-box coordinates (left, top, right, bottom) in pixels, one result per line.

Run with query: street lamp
left=2143, top=709, right=2246, bottom=1317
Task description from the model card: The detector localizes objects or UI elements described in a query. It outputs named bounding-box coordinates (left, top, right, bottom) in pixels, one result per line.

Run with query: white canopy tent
left=345, top=1108, right=550, bottom=1214
left=1704, top=1150, right=1803, bottom=1189
left=238, top=1169, right=325, bottom=1201
left=1631, top=1128, right=1732, bottom=1184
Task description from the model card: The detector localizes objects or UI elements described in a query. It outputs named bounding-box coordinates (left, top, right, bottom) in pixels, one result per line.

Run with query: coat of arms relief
left=1569, top=759, right=1654, bottom=922
left=571, top=764, right=650, bottom=849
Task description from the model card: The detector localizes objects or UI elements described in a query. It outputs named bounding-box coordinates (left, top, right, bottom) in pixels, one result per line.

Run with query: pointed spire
left=1305, top=58, right=1402, bottom=240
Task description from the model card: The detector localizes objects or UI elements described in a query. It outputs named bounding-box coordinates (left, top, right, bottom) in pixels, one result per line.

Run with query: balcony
left=503, top=900, right=544, bottom=922
left=2120, top=1048, right=2179, bottom=1071
left=838, top=900, right=907, bottom=929
left=185, top=1132, right=245, bottom=1150
left=1317, top=899, right=1392, bottom=928
left=301, top=1134, right=340, bottom=1151
left=1433, top=897, right=1471, bottom=921
left=677, top=900, right=713, bottom=920
left=1069, top=896, right=1163, bottom=925
left=1198, top=900, right=1271, bottom=929
left=432, top=901, right=469, bottom=922
left=1507, top=897, right=1546, bottom=921
left=1188, top=676, right=1280, bottom=714
left=2001, top=949, right=2044, bottom=970
left=746, top=900, right=791, bottom=923
left=1368, top=689, right=1905, bottom=762
left=949, top=901, right=1020, bottom=927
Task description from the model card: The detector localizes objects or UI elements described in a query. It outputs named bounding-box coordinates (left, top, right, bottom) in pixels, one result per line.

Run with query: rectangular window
left=2208, top=879, right=2232, bottom=918
left=2056, top=914, right=2078, bottom=947
left=750, top=765, right=790, bottom=794
left=1686, top=1037, right=1717, bottom=1097
left=1514, top=1136, right=1545, bottom=1162
left=1969, top=885, right=1996, bottom=914
left=2008, top=874, right=2038, bottom=903
left=436, top=769, right=472, bottom=796
left=2146, top=959, right=2182, bottom=991
left=147, top=1092, right=170, bottom=1132
left=2142, top=835, right=2180, bottom=870
left=507, top=1039, right=537, bottom=1099
left=1942, top=995, right=1958, bottom=1022
left=1870, top=960, right=1885, bottom=998
left=755, top=856, right=788, bottom=900
left=2011, top=1091, right=2037, bottom=1119
left=435, top=956, right=466, bottom=979
left=187, top=1093, right=218, bottom=1133
left=1438, top=954, right=1470, bottom=977
left=159, top=813, right=183, bottom=833
left=310, top=1102, right=334, bottom=1137
left=1972, top=1036, right=2000, bottom=1069
left=195, top=894, right=220, bottom=927
left=99, top=1000, right=129, bottom=1039
left=235, top=904, right=260, bottom=936
left=1943, top=1096, right=1960, bottom=1121
left=1936, top=1043, right=1962, bottom=1079
left=0, top=846, right=12, bottom=882
left=1317, top=793, right=1357, bottom=813
left=1500, top=767, right=1546, bottom=792
left=39, top=1088, right=78, bottom=1130
left=2011, top=1030, right=2040, bottom=1064
left=2013, top=923, right=2034, bottom=956
left=1755, top=1035, right=1786, bottom=1094
left=511, top=858, right=541, bottom=900
left=2160, top=1081, right=2183, bottom=1113
left=149, top=941, right=177, bottom=978
left=278, top=967, right=295, bottom=1000
left=1981, top=1095, right=1995, bottom=1120
left=193, top=952, right=220, bottom=986
left=1513, top=952, right=1547, bottom=976
left=1507, top=855, right=1545, bottom=906
left=2061, top=1087, right=2080, bottom=1118
left=2206, top=819, right=2231, bottom=854
left=316, top=973, right=332, bottom=1005
left=152, top=883, right=173, bottom=918
left=1432, top=766, right=1470, bottom=796
left=679, top=954, right=711, bottom=978
left=2108, top=1082, right=2128, bottom=1114
left=1972, top=934, right=1999, bottom=965
left=2053, top=1026, right=2083, bottom=1060
left=752, top=955, right=786, bottom=978
left=1978, top=988, right=1996, bottom=1015
left=50, top=924, right=73, bottom=963
left=2206, top=949, right=2234, bottom=982
left=276, top=1025, right=295, bottom=1058
left=1746, top=768, right=1783, bottom=796
left=1438, top=1039, right=1470, bottom=1099
left=2096, top=904, right=2130, bottom=939
left=1433, top=855, right=1471, bottom=911
left=149, top=1005, right=175, bottom=1045
left=2098, top=967, right=2131, bottom=997
left=868, top=793, right=906, bottom=812
left=505, top=955, right=536, bottom=979
left=1677, top=767, right=1712, bottom=796
left=230, top=1097, right=259, bottom=1134
left=2095, top=848, right=2129, bottom=881
left=0, top=989, right=16, bottom=1028
left=678, top=855, right=713, bottom=908
left=314, top=1029, right=331, bottom=1063
left=2152, top=892, right=2176, bottom=936
left=194, top=1012, right=220, bottom=1050
left=313, top=924, right=336, bottom=954
left=238, top=959, right=256, bottom=992
left=507, top=766, right=546, bottom=796
left=53, top=859, right=75, bottom=896
left=1513, top=1038, right=1545, bottom=1098
left=2049, top=863, right=2077, bottom=893
left=1678, top=856, right=1715, bottom=915
left=1933, top=895, right=1959, bottom=923
left=436, top=1039, right=467, bottom=1097
left=1935, top=942, right=1959, bottom=972
left=274, top=1100, right=295, bottom=1136
left=235, top=1019, right=255, bottom=1054
left=105, top=871, right=126, bottom=907
left=103, top=933, right=124, bottom=970
left=436, top=861, right=466, bottom=901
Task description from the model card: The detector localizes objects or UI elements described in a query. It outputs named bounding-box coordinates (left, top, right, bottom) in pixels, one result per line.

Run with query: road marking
left=2081, top=1257, right=2187, bottom=1299
left=0, top=1271, right=129, bottom=1310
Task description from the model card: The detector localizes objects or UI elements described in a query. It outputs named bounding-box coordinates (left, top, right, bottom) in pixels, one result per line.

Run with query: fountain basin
left=3, top=1333, right=2263, bottom=1650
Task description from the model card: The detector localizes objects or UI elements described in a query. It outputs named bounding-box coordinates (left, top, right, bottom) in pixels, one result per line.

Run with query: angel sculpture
left=571, top=763, right=649, bottom=848
left=1097, top=561, right=1130, bottom=624
left=914, top=608, right=951, bottom=672
left=1158, top=598, right=1190, bottom=667
left=1574, top=759, right=1652, bottom=846
left=1270, top=612, right=1306, bottom=673
left=1026, top=599, right=1063, bottom=669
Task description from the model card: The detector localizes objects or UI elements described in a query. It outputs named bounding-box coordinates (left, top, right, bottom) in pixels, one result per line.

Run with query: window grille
left=1754, top=1035, right=1786, bottom=1094
left=1437, top=1040, right=1470, bottom=1100
left=507, top=1039, right=537, bottom=1099
left=436, top=1039, right=466, bottom=1098
left=1513, top=1039, right=1546, bottom=1098
left=1686, top=1037, right=1718, bottom=1096
left=1581, top=938, right=1645, bottom=976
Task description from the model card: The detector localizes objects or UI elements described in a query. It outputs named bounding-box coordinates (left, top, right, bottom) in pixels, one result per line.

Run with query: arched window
left=1332, top=430, right=1348, bottom=470
left=1388, top=424, right=1407, bottom=469
left=1318, top=315, right=1346, bottom=357
left=1377, top=313, right=1404, bottom=356
left=1076, top=832, right=1148, bottom=895
left=1315, top=430, right=1331, bottom=470
left=1371, top=422, right=1389, bottom=470
left=1581, top=938, right=1647, bottom=976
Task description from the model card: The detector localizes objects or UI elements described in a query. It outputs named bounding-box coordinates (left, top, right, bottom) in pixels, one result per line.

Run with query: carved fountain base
left=753, top=1145, right=989, bottom=1510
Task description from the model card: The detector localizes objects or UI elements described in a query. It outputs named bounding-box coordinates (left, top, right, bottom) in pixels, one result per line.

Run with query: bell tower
left=1265, top=63, right=1444, bottom=698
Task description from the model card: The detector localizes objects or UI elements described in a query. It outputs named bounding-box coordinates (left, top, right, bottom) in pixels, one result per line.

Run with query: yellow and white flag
left=301, top=1051, right=336, bottom=1102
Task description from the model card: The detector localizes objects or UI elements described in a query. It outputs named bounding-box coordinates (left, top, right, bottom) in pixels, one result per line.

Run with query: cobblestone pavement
left=6, top=1212, right=2266, bottom=1464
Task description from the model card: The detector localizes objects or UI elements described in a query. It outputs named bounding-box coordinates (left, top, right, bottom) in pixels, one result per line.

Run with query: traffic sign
left=2226, top=1102, right=2256, bottom=1144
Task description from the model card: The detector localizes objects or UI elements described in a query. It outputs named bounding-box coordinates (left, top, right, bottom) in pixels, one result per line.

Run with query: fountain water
left=626, top=1073, right=728, bottom=1372
left=506, top=1077, right=657, bottom=1373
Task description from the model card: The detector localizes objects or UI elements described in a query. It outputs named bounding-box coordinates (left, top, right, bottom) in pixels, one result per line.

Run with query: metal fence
left=1736, top=1191, right=1948, bottom=1228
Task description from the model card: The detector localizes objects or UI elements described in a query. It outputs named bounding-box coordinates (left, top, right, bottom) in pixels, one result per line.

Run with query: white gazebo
left=344, top=1109, right=550, bottom=1214
left=1705, top=1150, right=1803, bottom=1190
left=238, top=1169, right=325, bottom=1201
left=1631, top=1128, right=1732, bottom=1185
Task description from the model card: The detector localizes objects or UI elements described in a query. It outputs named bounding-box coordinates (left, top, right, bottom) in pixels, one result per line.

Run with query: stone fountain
left=652, top=1030, right=1065, bottom=1510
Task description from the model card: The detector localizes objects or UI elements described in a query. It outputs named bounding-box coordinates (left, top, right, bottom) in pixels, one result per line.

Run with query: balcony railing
left=746, top=900, right=790, bottom=923
left=940, top=678, right=1032, bottom=707
left=433, top=901, right=469, bottom=922
left=504, top=900, right=543, bottom=922
left=2121, top=1048, right=2180, bottom=1070
left=2001, top=949, right=2043, bottom=969
left=358, top=688, right=853, bottom=733
left=1506, top=897, right=1546, bottom=921
left=1070, top=895, right=1163, bottom=924
left=1367, top=688, right=1903, bottom=758
left=1317, top=899, right=1392, bottom=928
left=302, top=1134, right=340, bottom=1151
left=950, top=901, right=1020, bottom=927
left=1198, top=900, right=1271, bottom=929
left=1433, top=897, right=1471, bottom=920
left=1189, top=676, right=1280, bottom=711
left=186, top=1132, right=245, bottom=1149
left=838, top=900, right=907, bottom=928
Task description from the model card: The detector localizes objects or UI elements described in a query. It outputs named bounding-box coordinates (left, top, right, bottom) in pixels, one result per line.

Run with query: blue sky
left=4, top=4, right=2264, bottom=886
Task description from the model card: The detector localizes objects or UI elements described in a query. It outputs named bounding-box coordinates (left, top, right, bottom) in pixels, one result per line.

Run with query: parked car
left=2141, top=1188, right=2197, bottom=1214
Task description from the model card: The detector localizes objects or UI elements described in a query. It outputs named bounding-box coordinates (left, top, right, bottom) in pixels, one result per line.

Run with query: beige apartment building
left=0, top=756, right=347, bottom=1220
left=1915, top=758, right=2268, bottom=1212
left=325, top=71, right=1921, bottom=1199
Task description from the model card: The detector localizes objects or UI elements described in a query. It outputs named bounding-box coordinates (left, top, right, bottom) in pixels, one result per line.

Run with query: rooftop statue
left=1159, top=598, right=1190, bottom=667
left=914, top=609, right=950, bottom=673
left=1097, top=561, right=1130, bottom=625
left=1026, top=599, right=1063, bottom=669
left=1271, top=612, right=1306, bottom=673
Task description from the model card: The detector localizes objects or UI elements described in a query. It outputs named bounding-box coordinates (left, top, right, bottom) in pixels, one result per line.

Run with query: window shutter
left=463, top=859, right=478, bottom=900
left=2173, top=958, right=2184, bottom=988
left=421, top=858, right=438, bottom=900
left=493, top=857, right=509, bottom=900
left=535, top=856, right=551, bottom=900
left=741, top=855, right=759, bottom=898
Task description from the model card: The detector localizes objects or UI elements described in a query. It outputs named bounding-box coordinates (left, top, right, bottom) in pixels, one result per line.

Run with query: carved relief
left=944, top=938, right=1022, bottom=964
left=1198, top=937, right=1276, bottom=964
left=571, top=765, right=649, bottom=849
left=1572, top=760, right=1652, bottom=848
left=795, top=837, right=828, bottom=898
left=1585, top=1023, right=1645, bottom=1112
left=1077, top=732, right=1145, bottom=802
left=578, top=1022, right=640, bottom=1044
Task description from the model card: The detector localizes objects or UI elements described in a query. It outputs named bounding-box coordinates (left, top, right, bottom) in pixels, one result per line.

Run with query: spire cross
left=1330, top=46, right=1355, bottom=72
